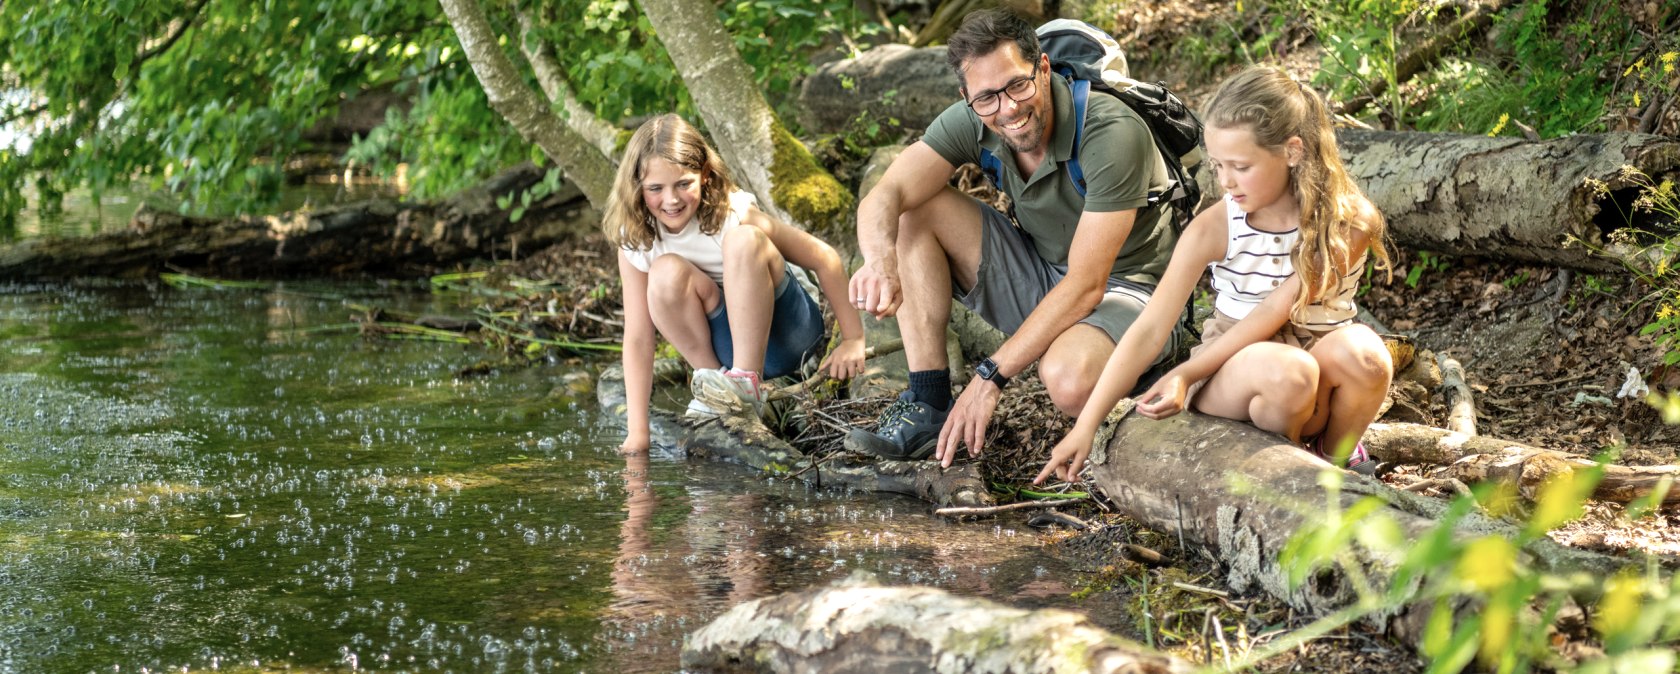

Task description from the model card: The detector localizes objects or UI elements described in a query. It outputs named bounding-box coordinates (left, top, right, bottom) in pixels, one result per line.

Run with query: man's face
left=961, top=43, right=1051, bottom=155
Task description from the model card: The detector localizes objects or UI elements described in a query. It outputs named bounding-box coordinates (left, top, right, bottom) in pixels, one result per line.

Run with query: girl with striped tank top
left=1037, top=66, right=1393, bottom=484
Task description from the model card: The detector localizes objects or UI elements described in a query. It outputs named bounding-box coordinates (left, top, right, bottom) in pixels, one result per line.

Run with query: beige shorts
left=1184, top=311, right=1340, bottom=407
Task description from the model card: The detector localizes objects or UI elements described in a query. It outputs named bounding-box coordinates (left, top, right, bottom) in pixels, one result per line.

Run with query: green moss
left=769, top=119, right=855, bottom=237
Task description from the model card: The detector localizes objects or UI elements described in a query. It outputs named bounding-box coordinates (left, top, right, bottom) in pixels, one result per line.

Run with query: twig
left=1173, top=582, right=1232, bottom=599
left=766, top=338, right=907, bottom=401
left=1400, top=477, right=1473, bottom=498
left=1494, top=371, right=1598, bottom=391
left=935, top=495, right=1088, bottom=519
left=1438, top=353, right=1477, bottom=436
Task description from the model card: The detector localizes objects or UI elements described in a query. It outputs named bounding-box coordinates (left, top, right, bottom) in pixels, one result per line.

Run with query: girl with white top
left=608, top=114, right=865, bottom=453
left=1037, top=66, right=1394, bottom=483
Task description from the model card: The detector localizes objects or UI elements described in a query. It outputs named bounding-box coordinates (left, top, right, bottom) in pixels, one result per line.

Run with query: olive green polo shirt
left=921, top=73, right=1176, bottom=285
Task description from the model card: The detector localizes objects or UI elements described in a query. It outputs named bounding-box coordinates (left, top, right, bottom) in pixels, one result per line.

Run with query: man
left=847, top=9, right=1187, bottom=467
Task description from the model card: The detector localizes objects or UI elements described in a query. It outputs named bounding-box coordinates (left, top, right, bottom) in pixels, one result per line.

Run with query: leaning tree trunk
left=682, top=571, right=1191, bottom=674
left=439, top=0, right=615, bottom=208
left=596, top=363, right=993, bottom=508
left=1331, top=130, right=1680, bottom=271
left=0, top=164, right=591, bottom=279
left=517, top=9, right=620, bottom=161
left=638, top=0, right=854, bottom=241
left=1085, top=404, right=1628, bottom=651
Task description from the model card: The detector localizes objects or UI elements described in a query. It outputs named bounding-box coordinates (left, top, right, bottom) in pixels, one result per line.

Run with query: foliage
left=1233, top=457, right=1680, bottom=673
left=0, top=0, right=871, bottom=230
left=1403, top=250, right=1451, bottom=289
left=1577, top=166, right=1680, bottom=365
left=0, top=0, right=452, bottom=228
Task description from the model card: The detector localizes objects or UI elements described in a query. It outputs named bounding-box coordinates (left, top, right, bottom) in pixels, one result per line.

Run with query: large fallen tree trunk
left=682, top=571, right=1190, bottom=674
left=1364, top=422, right=1680, bottom=505
left=1331, top=130, right=1680, bottom=271
left=1086, top=405, right=1629, bottom=650
left=596, top=364, right=993, bottom=508
left=0, top=164, right=591, bottom=280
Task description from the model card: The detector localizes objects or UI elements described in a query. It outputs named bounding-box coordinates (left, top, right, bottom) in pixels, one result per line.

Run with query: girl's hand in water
left=1135, top=374, right=1190, bottom=419
left=619, top=430, right=651, bottom=455
left=820, top=336, right=867, bottom=380
left=1034, top=426, right=1097, bottom=485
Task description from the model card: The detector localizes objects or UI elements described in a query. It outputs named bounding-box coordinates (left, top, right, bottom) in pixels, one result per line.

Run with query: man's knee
left=1039, top=329, right=1112, bottom=416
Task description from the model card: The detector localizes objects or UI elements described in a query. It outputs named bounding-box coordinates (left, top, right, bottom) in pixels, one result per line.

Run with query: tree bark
left=439, top=0, right=615, bottom=208
left=682, top=571, right=1191, bottom=674
left=639, top=0, right=854, bottom=239
left=0, top=164, right=591, bottom=279
left=516, top=10, right=620, bottom=161
left=1330, top=129, right=1680, bottom=271
left=596, top=363, right=994, bottom=508
left=1086, top=405, right=1628, bottom=649
left=1363, top=422, right=1680, bottom=505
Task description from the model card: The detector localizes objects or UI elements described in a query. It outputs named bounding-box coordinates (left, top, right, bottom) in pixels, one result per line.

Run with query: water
left=0, top=282, right=1093, bottom=673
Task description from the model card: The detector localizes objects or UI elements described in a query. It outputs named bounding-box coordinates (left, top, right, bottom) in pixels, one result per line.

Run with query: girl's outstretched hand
left=1135, top=374, right=1190, bottom=419
left=1034, top=427, right=1096, bottom=485
left=821, top=336, right=866, bottom=380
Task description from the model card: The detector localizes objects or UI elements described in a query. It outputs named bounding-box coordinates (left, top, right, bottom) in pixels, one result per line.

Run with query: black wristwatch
left=975, top=357, right=1010, bottom=390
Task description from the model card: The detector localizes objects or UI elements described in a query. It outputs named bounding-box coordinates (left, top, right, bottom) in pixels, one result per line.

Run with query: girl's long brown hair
left=1202, top=67, right=1391, bottom=319
left=603, top=114, right=736, bottom=251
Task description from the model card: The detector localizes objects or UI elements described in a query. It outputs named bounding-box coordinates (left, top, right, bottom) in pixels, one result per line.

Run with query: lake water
left=0, top=282, right=1095, bottom=673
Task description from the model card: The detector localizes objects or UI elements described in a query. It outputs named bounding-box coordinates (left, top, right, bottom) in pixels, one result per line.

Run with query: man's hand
left=847, top=256, right=902, bottom=318
left=1135, top=372, right=1191, bottom=419
left=820, top=336, right=866, bottom=380
left=935, top=376, right=1002, bottom=467
left=1034, top=426, right=1096, bottom=485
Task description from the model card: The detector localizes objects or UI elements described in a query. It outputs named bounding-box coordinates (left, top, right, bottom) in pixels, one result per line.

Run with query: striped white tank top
left=1207, top=194, right=1363, bottom=328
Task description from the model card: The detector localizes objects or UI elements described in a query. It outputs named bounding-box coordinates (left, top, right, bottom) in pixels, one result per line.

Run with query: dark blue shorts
left=707, top=269, right=825, bottom=379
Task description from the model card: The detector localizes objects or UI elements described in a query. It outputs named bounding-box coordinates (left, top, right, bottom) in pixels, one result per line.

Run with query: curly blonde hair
left=1202, top=67, right=1391, bottom=320
left=603, top=114, right=737, bottom=251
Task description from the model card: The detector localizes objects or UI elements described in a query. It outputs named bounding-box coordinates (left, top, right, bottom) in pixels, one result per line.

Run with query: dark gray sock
left=907, top=369, right=952, bottom=411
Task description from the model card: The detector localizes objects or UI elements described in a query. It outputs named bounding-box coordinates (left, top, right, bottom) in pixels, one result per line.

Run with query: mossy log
left=1364, top=422, right=1680, bottom=505
left=1087, top=406, right=1628, bottom=648
left=681, top=571, right=1190, bottom=674
left=596, top=364, right=993, bottom=508
left=0, top=164, right=590, bottom=280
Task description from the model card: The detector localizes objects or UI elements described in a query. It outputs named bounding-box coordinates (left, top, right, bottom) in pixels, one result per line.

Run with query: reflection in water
left=0, top=282, right=1101, bottom=673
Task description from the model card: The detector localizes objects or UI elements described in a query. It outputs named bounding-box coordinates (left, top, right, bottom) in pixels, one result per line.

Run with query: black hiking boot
left=845, top=392, right=948, bottom=461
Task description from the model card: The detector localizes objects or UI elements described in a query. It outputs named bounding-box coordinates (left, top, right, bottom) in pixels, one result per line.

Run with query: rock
left=798, top=44, right=956, bottom=135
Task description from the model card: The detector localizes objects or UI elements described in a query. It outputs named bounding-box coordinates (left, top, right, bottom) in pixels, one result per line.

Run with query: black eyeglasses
left=966, top=74, right=1036, bottom=117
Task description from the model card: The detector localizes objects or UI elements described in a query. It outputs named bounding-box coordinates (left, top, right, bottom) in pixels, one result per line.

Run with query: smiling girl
left=607, top=114, right=865, bottom=453
left=1036, top=66, right=1394, bottom=484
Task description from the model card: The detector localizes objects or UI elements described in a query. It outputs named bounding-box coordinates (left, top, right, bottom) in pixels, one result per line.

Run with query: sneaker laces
left=875, top=398, right=919, bottom=432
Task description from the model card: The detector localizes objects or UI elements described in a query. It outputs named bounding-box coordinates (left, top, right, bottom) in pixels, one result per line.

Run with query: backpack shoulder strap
left=978, top=147, right=1003, bottom=193
left=1065, top=77, right=1089, bottom=198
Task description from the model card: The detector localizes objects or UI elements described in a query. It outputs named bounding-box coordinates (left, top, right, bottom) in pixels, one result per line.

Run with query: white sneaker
left=684, top=368, right=726, bottom=421
left=692, top=367, right=766, bottom=419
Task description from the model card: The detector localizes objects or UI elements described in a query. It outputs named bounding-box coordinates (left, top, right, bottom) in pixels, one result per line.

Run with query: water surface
left=0, top=283, right=1092, bottom=673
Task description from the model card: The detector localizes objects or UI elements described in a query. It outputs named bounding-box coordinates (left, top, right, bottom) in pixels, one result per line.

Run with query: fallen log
left=0, top=163, right=593, bottom=280
left=681, top=571, right=1191, bottom=674
left=1331, top=130, right=1680, bottom=271
left=596, top=364, right=993, bottom=508
left=1086, top=406, right=1629, bottom=650
left=1363, top=421, right=1680, bottom=505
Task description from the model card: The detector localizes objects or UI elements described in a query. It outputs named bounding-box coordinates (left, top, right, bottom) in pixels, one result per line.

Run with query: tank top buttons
left=1271, top=280, right=1279, bottom=287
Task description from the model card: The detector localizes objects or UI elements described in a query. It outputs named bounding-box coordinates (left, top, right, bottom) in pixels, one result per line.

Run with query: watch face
left=977, top=359, right=998, bottom=380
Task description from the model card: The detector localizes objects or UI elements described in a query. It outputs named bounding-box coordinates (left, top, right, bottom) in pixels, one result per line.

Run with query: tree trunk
left=1330, top=130, right=1680, bottom=271
left=439, top=0, right=616, bottom=208
left=595, top=363, right=994, bottom=508
left=639, top=0, right=854, bottom=240
left=0, top=164, right=591, bottom=279
left=1086, top=405, right=1627, bottom=649
left=1363, top=422, right=1680, bottom=505
left=682, top=571, right=1191, bottom=674
left=517, top=10, right=620, bottom=161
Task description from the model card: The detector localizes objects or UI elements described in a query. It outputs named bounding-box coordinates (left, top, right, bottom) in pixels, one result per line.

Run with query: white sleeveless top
left=1207, top=194, right=1362, bottom=328
left=621, top=191, right=757, bottom=285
